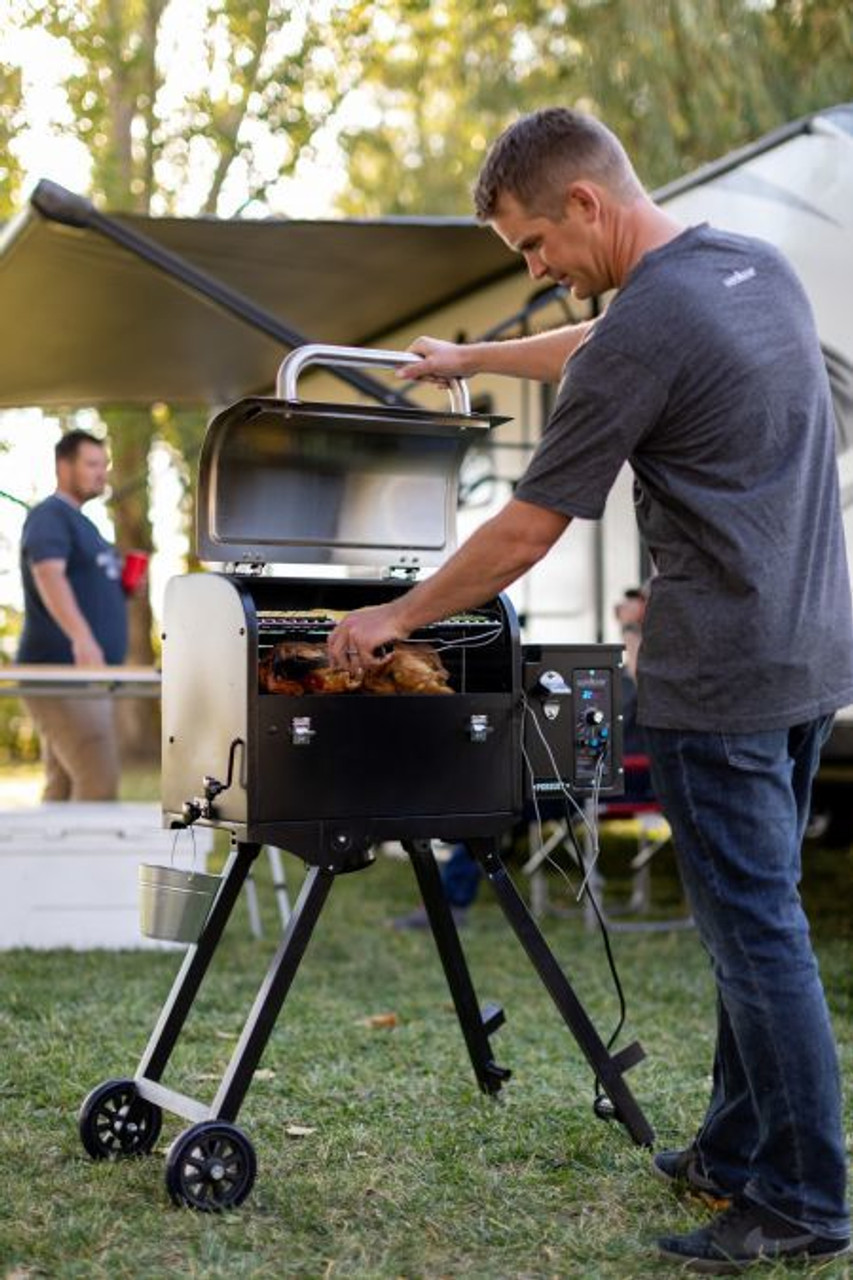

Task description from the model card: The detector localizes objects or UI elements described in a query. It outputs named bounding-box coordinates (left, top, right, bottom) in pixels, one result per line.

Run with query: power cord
left=403, top=621, right=504, bottom=653
left=521, top=695, right=628, bottom=1118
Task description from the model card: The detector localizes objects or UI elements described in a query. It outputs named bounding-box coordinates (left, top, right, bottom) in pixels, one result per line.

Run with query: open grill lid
left=196, top=345, right=508, bottom=570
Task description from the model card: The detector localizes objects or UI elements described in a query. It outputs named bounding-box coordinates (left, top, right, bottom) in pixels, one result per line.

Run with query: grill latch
left=468, top=713, right=493, bottom=744
left=291, top=716, right=316, bottom=747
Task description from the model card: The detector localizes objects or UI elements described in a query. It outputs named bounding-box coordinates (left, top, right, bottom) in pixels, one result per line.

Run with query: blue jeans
left=441, top=843, right=482, bottom=909
left=644, top=717, right=848, bottom=1239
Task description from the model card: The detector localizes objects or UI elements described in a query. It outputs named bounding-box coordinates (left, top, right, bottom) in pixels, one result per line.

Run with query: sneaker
left=389, top=904, right=469, bottom=931
left=652, top=1146, right=732, bottom=1207
left=657, top=1197, right=850, bottom=1274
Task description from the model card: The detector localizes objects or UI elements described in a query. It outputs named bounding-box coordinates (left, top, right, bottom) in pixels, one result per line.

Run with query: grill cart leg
left=78, top=840, right=263, bottom=1195
left=468, top=838, right=655, bottom=1148
left=135, top=841, right=263, bottom=1092
left=206, top=864, right=333, bottom=1121
left=404, top=839, right=511, bottom=1096
left=131, top=857, right=334, bottom=1127
left=161, top=864, right=334, bottom=1212
left=128, top=857, right=334, bottom=1212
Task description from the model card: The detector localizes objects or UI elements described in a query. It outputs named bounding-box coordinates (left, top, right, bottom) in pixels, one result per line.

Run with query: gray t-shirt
left=514, top=224, right=853, bottom=732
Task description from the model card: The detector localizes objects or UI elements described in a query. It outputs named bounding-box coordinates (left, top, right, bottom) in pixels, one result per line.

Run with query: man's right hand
left=396, top=323, right=592, bottom=387
left=31, top=559, right=108, bottom=667
left=72, top=634, right=106, bottom=667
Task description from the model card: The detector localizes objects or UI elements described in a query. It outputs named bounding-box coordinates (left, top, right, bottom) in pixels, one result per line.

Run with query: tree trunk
left=104, top=407, right=160, bottom=764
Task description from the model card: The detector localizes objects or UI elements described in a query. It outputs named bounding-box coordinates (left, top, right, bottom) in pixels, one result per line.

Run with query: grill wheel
left=165, top=1121, right=257, bottom=1211
left=78, top=1078, right=163, bottom=1159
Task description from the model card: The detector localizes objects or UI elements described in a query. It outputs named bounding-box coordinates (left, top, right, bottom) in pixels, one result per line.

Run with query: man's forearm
left=31, top=561, right=101, bottom=661
left=394, top=501, right=570, bottom=631
left=328, top=501, right=571, bottom=667
left=461, top=322, right=595, bottom=383
left=392, top=535, right=524, bottom=632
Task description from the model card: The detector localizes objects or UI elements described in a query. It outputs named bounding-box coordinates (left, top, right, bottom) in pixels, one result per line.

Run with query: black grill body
left=160, top=353, right=625, bottom=864
left=161, top=574, right=523, bottom=864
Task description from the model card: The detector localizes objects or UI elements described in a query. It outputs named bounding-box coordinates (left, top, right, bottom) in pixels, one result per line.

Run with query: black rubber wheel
left=165, top=1122, right=257, bottom=1212
left=78, top=1078, right=163, bottom=1159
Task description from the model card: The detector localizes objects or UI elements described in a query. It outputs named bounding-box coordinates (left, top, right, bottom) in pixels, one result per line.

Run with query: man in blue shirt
left=18, top=429, right=129, bottom=800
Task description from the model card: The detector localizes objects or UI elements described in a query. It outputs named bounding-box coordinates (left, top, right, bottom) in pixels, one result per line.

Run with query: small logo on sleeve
left=723, top=266, right=756, bottom=289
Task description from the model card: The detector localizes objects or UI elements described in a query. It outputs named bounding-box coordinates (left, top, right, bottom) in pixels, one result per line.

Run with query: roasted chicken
left=362, top=643, right=452, bottom=694
left=258, top=640, right=452, bottom=695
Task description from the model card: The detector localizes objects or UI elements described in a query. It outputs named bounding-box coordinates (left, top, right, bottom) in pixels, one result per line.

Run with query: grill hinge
left=382, top=557, right=421, bottom=582
left=228, top=561, right=266, bottom=575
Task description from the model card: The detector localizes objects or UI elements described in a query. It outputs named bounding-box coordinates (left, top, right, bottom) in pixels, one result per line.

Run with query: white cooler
left=0, top=802, right=213, bottom=950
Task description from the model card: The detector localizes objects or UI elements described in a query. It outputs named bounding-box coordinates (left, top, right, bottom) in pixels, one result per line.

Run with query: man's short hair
left=55, top=429, right=106, bottom=464
left=473, top=108, right=641, bottom=221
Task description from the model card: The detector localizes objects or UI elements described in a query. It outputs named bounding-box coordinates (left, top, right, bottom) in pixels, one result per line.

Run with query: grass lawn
left=1, top=765, right=851, bottom=1278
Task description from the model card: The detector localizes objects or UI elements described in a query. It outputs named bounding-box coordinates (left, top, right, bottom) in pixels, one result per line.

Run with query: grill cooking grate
left=256, top=609, right=509, bottom=695
left=256, top=609, right=502, bottom=634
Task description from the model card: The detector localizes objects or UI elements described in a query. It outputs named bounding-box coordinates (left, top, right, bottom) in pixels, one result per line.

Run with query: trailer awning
left=0, top=182, right=521, bottom=409
left=2, top=103, right=851, bottom=412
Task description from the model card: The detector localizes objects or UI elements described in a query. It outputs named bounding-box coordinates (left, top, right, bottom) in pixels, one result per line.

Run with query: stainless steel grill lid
left=196, top=344, right=508, bottom=568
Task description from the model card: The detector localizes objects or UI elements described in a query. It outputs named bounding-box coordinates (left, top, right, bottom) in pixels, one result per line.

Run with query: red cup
left=121, top=550, right=149, bottom=592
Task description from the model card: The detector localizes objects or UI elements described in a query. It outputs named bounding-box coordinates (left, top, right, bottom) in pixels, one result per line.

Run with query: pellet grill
left=78, top=346, right=654, bottom=1210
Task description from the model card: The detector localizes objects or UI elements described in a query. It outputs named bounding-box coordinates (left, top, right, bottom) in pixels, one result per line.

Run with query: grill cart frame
left=78, top=346, right=654, bottom=1212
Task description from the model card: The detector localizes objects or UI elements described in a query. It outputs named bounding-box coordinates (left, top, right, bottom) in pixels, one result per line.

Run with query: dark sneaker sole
left=651, top=1155, right=732, bottom=1209
left=657, top=1239, right=850, bottom=1274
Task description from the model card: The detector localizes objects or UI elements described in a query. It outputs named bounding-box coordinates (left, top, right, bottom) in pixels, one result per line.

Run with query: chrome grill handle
left=276, top=343, right=471, bottom=416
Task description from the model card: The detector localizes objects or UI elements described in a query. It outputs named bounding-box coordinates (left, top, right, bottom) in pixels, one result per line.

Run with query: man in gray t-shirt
left=515, top=221, right=853, bottom=732
left=329, top=109, right=852, bottom=1269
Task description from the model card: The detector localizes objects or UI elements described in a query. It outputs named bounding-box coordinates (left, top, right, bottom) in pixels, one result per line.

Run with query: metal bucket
left=138, top=863, right=221, bottom=943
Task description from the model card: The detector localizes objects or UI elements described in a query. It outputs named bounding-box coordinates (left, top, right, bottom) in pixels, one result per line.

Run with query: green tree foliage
left=23, top=0, right=353, bottom=215
left=3, top=0, right=359, bottom=755
left=336, top=0, right=572, bottom=215
left=336, top=0, right=853, bottom=215
left=0, top=607, right=40, bottom=763
left=0, top=61, right=24, bottom=218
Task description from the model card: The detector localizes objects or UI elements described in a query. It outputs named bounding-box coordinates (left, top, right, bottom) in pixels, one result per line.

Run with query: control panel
left=521, top=644, right=623, bottom=798
left=573, top=668, right=615, bottom=785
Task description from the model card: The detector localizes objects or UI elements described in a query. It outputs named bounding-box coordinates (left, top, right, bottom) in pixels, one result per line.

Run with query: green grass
left=0, top=775, right=851, bottom=1277
left=117, top=763, right=163, bottom=804
left=0, top=760, right=162, bottom=807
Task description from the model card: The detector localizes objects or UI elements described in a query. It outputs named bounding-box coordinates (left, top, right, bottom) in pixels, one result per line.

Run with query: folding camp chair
left=524, top=755, right=693, bottom=932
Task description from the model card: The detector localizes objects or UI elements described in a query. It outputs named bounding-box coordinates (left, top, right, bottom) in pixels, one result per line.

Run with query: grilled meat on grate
left=258, top=640, right=452, bottom=695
